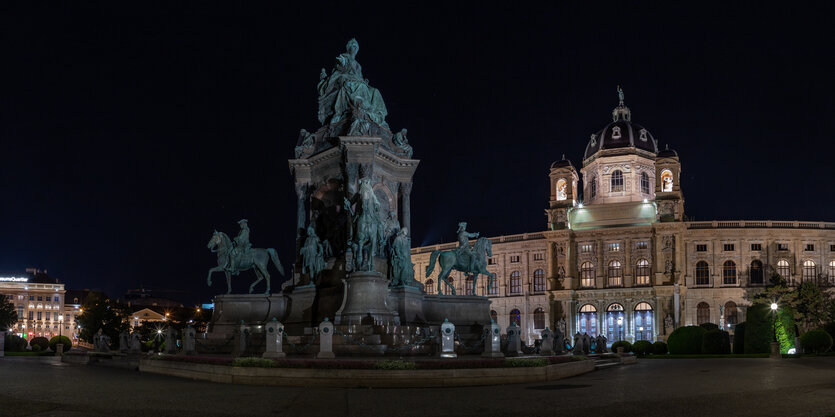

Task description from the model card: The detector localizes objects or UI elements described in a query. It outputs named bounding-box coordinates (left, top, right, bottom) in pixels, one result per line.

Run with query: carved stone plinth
left=334, top=271, right=398, bottom=326
left=388, top=285, right=427, bottom=325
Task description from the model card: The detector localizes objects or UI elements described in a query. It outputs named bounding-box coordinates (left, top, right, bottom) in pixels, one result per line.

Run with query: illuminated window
left=750, top=260, right=764, bottom=285
left=829, top=260, right=835, bottom=280
left=697, top=302, right=710, bottom=325
left=581, top=262, right=595, bottom=288
left=634, top=302, right=653, bottom=341
left=533, top=269, right=546, bottom=292
left=661, top=170, right=673, bottom=192
left=509, top=309, right=521, bottom=326
left=751, top=243, right=762, bottom=251
left=509, top=255, right=520, bottom=263
left=802, top=260, right=816, bottom=282
left=723, top=261, right=737, bottom=285
left=488, top=280, right=498, bottom=295
left=533, top=308, right=545, bottom=330
left=608, top=243, right=621, bottom=252
left=590, top=176, right=597, bottom=198
left=510, top=271, right=521, bottom=294
left=723, top=244, right=735, bottom=252
left=608, top=261, right=623, bottom=287
left=777, top=260, right=790, bottom=280
left=777, top=243, right=789, bottom=251
left=556, top=179, right=567, bottom=201
left=641, top=172, right=650, bottom=194
left=465, top=276, right=474, bottom=295
left=637, top=241, right=648, bottom=250
left=696, top=261, right=710, bottom=285
left=533, top=253, right=544, bottom=261
left=579, top=304, right=598, bottom=336
left=580, top=244, right=593, bottom=253
left=611, top=170, right=624, bottom=192
left=696, top=244, right=707, bottom=252
left=636, top=259, right=650, bottom=286
left=805, top=244, right=815, bottom=252
left=425, top=279, right=434, bottom=294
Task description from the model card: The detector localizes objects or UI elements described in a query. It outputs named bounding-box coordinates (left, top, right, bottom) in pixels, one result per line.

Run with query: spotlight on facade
left=770, top=303, right=778, bottom=311
left=577, top=203, right=584, bottom=208
left=643, top=198, right=648, bottom=203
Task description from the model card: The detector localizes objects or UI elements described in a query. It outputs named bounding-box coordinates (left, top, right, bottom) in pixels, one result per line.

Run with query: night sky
left=1, top=3, right=833, bottom=304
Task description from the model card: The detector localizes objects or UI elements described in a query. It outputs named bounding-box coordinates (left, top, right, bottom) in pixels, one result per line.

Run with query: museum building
left=411, top=95, right=835, bottom=345
left=0, top=269, right=81, bottom=341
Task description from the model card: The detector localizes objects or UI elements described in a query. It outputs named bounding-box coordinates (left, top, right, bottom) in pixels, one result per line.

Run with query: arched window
left=612, top=126, right=622, bottom=139
left=777, top=259, right=791, bottom=280
left=750, top=260, right=764, bottom=285
left=695, top=261, right=710, bottom=285
left=697, top=302, right=710, bottom=325
left=465, top=276, right=475, bottom=295
left=608, top=260, right=623, bottom=287
left=723, top=261, right=737, bottom=285
left=590, top=176, right=597, bottom=198
left=581, top=262, right=595, bottom=288
left=724, top=301, right=738, bottom=329
left=556, top=179, right=567, bottom=201
left=636, top=259, right=650, bottom=286
left=640, top=172, right=650, bottom=194
left=803, top=260, right=816, bottom=282
left=611, top=170, right=624, bottom=192
left=509, top=308, right=521, bottom=326
left=533, top=308, right=545, bottom=330
left=533, top=269, right=546, bottom=292
left=425, top=279, right=435, bottom=294
left=829, top=260, right=835, bottom=282
left=579, top=304, right=597, bottom=336
left=634, top=302, right=653, bottom=341
left=661, top=170, right=673, bottom=192
left=490, top=310, right=498, bottom=323
left=488, top=279, right=498, bottom=295
left=510, top=271, right=521, bottom=294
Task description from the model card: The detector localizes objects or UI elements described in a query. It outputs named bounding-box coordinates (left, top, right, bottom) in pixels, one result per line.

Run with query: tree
left=0, top=294, right=18, bottom=331
left=76, top=292, right=130, bottom=348
left=795, top=280, right=833, bottom=332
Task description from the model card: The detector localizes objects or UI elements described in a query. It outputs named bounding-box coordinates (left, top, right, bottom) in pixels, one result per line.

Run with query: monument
left=202, top=39, right=491, bottom=356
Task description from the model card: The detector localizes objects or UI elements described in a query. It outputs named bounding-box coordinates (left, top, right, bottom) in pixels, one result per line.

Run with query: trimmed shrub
left=652, top=341, right=668, bottom=355
left=232, top=357, right=277, bottom=368
left=699, top=323, right=719, bottom=332
left=823, top=322, right=835, bottom=352
left=668, top=326, right=707, bottom=354
left=4, top=334, right=27, bottom=352
left=744, top=304, right=772, bottom=354
left=701, top=329, right=731, bottom=354
left=732, top=322, right=746, bottom=354
left=49, top=336, right=73, bottom=352
left=29, top=337, right=49, bottom=351
left=632, top=340, right=653, bottom=356
left=610, top=340, right=632, bottom=353
left=800, top=330, right=833, bottom=354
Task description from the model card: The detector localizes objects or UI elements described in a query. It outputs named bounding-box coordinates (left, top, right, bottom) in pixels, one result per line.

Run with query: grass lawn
left=3, top=351, right=55, bottom=357
left=642, top=353, right=769, bottom=359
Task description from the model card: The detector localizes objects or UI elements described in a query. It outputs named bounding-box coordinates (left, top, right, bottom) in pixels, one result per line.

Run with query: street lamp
left=770, top=302, right=778, bottom=342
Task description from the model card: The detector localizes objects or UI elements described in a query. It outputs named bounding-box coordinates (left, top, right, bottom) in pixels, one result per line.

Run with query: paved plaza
left=1, top=357, right=834, bottom=417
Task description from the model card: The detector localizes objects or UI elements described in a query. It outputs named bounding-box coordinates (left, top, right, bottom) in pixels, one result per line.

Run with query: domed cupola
left=583, top=87, right=658, bottom=161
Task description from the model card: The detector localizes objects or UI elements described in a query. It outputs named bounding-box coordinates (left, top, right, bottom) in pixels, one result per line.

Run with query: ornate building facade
left=412, top=94, right=835, bottom=345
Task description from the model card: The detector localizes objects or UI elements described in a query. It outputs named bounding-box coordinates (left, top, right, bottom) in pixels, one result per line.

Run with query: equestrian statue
left=206, top=220, right=285, bottom=294
left=425, top=222, right=496, bottom=295
left=344, top=178, right=385, bottom=271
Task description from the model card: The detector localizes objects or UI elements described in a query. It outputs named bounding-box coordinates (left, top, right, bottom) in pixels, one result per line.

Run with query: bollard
left=182, top=325, right=196, bottom=355
left=440, top=318, right=457, bottom=358
left=0, top=331, right=5, bottom=358
left=164, top=328, right=178, bottom=354
left=56, top=343, right=64, bottom=356
left=317, top=317, right=335, bottom=359
left=129, top=332, right=142, bottom=354
left=263, top=318, right=286, bottom=359
left=540, top=327, right=555, bottom=356
left=482, top=320, right=504, bottom=358
left=119, top=331, right=130, bottom=353
left=506, top=323, right=522, bottom=357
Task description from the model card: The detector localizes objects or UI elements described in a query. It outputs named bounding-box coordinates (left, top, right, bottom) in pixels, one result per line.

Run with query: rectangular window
left=777, top=243, right=789, bottom=251
left=830, top=244, right=835, bottom=252
left=46, top=312, right=50, bottom=321
left=533, top=253, right=544, bottom=261
left=37, top=311, right=42, bottom=320
left=580, top=244, right=593, bottom=253
left=487, top=257, right=496, bottom=265
left=608, top=243, right=621, bottom=252
left=53, top=296, right=59, bottom=302
left=751, top=243, right=762, bottom=251
left=509, top=255, right=520, bottom=263
left=28, top=311, right=34, bottom=320
left=805, top=244, right=815, bottom=251
left=696, top=244, right=707, bottom=252
left=29, top=295, right=34, bottom=301
left=37, top=296, right=43, bottom=301
left=636, top=241, right=648, bottom=250
left=723, top=244, right=735, bottom=252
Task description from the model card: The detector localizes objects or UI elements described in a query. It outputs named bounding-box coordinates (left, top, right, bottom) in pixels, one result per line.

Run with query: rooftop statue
left=317, top=39, right=389, bottom=129
left=206, top=221, right=285, bottom=294
left=425, top=223, right=496, bottom=295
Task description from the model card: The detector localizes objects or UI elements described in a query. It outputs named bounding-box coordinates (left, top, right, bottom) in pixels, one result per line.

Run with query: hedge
left=701, top=329, right=731, bottom=354
left=800, top=330, right=833, bottom=354
left=699, top=323, right=719, bottom=332
left=632, top=340, right=653, bottom=356
left=49, top=336, right=73, bottom=352
left=4, top=334, right=27, bottom=352
left=732, top=322, right=746, bottom=354
left=668, top=326, right=706, bottom=354
left=610, top=340, right=632, bottom=353
left=652, top=341, right=668, bottom=355
left=29, top=337, right=49, bottom=351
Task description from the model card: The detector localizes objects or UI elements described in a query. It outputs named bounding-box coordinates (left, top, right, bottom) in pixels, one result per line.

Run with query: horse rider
left=456, top=222, right=479, bottom=272
left=230, top=219, right=252, bottom=271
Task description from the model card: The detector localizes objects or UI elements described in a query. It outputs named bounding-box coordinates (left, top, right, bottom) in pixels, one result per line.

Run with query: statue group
left=206, top=220, right=285, bottom=294
left=425, top=222, right=496, bottom=295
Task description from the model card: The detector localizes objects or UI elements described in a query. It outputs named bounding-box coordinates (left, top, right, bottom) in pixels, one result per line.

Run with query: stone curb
left=138, top=358, right=596, bottom=387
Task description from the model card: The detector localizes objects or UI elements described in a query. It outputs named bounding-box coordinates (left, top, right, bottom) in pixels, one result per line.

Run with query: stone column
left=400, top=182, right=412, bottom=234
left=295, top=183, right=308, bottom=237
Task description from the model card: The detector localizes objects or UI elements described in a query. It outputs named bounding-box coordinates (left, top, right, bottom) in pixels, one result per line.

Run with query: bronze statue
left=425, top=223, right=495, bottom=295
left=206, top=221, right=284, bottom=294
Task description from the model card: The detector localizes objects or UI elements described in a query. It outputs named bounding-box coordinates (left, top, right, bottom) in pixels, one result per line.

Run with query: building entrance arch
left=606, top=303, right=626, bottom=343
left=634, top=302, right=653, bottom=341
left=578, top=304, right=598, bottom=336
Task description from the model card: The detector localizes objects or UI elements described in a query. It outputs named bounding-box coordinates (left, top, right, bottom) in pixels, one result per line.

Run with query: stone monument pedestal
left=388, top=285, right=427, bottom=324
left=334, top=271, right=398, bottom=326
left=769, top=341, right=781, bottom=359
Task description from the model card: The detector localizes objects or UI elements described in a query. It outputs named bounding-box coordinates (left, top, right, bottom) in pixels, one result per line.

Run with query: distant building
left=128, top=307, right=166, bottom=329
left=412, top=94, right=835, bottom=345
left=0, top=269, right=72, bottom=340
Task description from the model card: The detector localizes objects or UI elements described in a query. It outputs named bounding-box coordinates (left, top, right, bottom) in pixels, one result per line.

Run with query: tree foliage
left=76, top=292, right=129, bottom=348
left=668, top=326, right=706, bottom=354
left=0, top=294, right=18, bottom=331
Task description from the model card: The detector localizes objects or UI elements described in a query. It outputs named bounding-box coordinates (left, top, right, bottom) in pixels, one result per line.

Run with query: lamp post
left=57, top=315, right=64, bottom=356
left=769, top=302, right=780, bottom=359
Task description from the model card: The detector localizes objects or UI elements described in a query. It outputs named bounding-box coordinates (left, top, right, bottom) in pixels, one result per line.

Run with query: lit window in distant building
left=803, top=260, right=816, bottom=282
left=637, top=241, right=648, bottom=250
left=510, top=272, right=521, bottom=294
left=777, top=259, right=791, bottom=280
left=636, top=259, right=650, bottom=286
left=751, top=243, right=762, bottom=251
left=661, top=170, right=673, bottom=192
left=580, top=244, right=593, bottom=253
left=608, top=261, right=623, bottom=287
left=608, top=243, right=621, bottom=252
left=829, top=260, right=835, bottom=281
left=465, top=276, right=474, bottom=295
left=641, top=172, right=650, bottom=194
left=533, top=269, right=546, bottom=292
left=723, top=261, right=737, bottom=285
left=581, top=262, right=595, bottom=288
left=509, top=309, right=521, bottom=326
left=425, top=279, right=434, bottom=294
left=556, top=179, right=567, bottom=201
left=725, top=301, right=738, bottom=328
left=611, top=170, right=624, bottom=192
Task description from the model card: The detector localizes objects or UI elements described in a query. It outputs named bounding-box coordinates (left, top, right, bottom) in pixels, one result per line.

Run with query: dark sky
left=1, top=3, right=833, bottom=304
